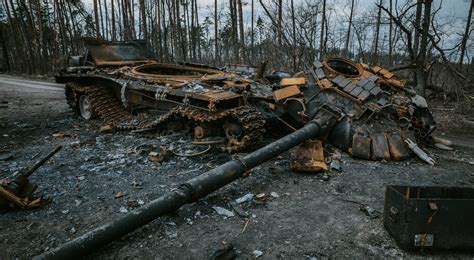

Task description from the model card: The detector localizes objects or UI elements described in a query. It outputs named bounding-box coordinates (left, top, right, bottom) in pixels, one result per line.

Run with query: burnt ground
left=0, top=75, right=473, bottom=259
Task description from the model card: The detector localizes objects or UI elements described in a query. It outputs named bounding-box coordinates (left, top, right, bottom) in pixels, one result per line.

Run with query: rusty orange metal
left=273, top=85, right=301, bottom=102
left=387, top=133, right=410, bottom=160
left=280, top=77, right=306, bottom=86
left=319, top=78, right=333, bottom=89
left=372, top=66, right=382, bottom=73
left=290, top=139, right=327, bottom=172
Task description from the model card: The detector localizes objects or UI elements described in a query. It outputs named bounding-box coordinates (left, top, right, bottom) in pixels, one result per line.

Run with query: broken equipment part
left=0, top=146, right=61, bottom=210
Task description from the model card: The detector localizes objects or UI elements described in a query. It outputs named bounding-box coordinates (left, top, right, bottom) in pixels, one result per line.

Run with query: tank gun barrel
left=14, top=146, right=62, bottom=179
left=34, top=106, right=342, bottom=260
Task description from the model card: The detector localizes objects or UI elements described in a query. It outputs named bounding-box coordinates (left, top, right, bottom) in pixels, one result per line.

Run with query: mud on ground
left=0, top=76, right=473, bottom=259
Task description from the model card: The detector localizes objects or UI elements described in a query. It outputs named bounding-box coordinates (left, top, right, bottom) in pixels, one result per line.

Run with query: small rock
left=61, top=210, right=69, bottom=214
left=69, top=227, right=76, bottom=234
left=434, top=143, right=453, bottom=151
left=252, top=250, right=263, bottom=258
left=360, top=205, right=380, bottom=219
left=270, top=192, right=279, bottom=198
left=329, top=160, right=342, bottom=171
left=212, top=206, right=234, bottom=218
left=235, top=193, right=254, bottom=203
left=114, top=191, right=127, bottom=198
left=256, top=193, right=265, bottom=199
left=126, top=198, right=139, bottom=208
left=468, top=160, right=474, bottom=165
left=119, top=206, right=128, bottom=213
left=100, top=124, right=113, bottom=133
left=77, top=176, right=85, bottom=181
left=165, top=221, right=177, bottom=226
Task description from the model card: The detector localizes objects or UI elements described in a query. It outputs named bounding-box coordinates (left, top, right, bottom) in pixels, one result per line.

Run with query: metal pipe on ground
left=34, top=107, right=341, bottom=260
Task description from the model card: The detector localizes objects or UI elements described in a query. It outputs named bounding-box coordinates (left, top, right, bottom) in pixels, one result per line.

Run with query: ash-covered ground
left=0, top=76, right=473, bottom=259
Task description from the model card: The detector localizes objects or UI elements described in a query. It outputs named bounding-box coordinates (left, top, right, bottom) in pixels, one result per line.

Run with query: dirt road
left=1, top=75, right=473, bottom=259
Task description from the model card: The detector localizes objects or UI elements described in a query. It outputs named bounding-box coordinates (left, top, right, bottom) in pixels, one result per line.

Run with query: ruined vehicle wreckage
left=56, top=39, right=436, bottom=167
left=32, top=40, right=445, bottom=258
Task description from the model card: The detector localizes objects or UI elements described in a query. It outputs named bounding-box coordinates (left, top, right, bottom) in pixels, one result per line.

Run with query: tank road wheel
left=78, top=95, right=96, bottom=120
left=223, top=121, right=244, bottom=151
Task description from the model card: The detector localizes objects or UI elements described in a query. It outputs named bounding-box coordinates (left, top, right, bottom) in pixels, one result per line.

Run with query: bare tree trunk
left=251, top=0, right=254, bottom=60
left=230, top=0, right=238, bottom=62
left=140, top=0, right=147, bottom=43
left=130, top=0, right=136, bottom=39
left=388, top=0, right=393, bottom=64
left=277, top=0, right=282, bottom=46
left=319, top=0, right=326, bottom=59
left=344, top=0, right=355, bottom=56
left=98, top=0, right=105, bottom=38
left=104, top=0, right=109, bottom=39
left=413, top=0, right=422, bottom=56
left=190, top=0, right=195, bottom=61
left=0, top=17, right=11, bottom=71
left=34, top=0, right=46, bottom=72
left=94, top=0, right=100, bottom=38
left=373, top=0, right=382, bottom=63
left=459, top=0, right=473, bottom=68
left=291, top=0, right=297, bottom=70
left=214, top=0, right=218, bottom=62
left=194, top=0, right=201, bottom=60
left=237, top=0, right=245, bottom=63
left=111, top=0, right=116, bottom=40
left=121, top=0, right=129, bottom=40
left=416, top=0, right=432, bottom=96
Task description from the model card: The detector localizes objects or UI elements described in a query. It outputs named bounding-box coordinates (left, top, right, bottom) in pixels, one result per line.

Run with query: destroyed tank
left=40, top=45, right=438, bottom=258
left=56, top=38, right=268, bottom=152
left=57, top=39, right=435, bottom=162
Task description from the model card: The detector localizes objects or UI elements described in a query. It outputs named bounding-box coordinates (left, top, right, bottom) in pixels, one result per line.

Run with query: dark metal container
left=384, top=185, right=474, bottom=250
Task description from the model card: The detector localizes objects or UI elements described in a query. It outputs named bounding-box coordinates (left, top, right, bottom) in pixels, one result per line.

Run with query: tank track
left=65, top=83, right=265, bottom=152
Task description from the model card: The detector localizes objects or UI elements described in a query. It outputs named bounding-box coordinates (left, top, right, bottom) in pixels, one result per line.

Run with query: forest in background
left=0, top=0, right=473, bottom=97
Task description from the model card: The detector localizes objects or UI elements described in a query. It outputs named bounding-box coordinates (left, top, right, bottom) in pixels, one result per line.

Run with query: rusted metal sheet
left=273, top=85, right=301, bottom=102
left=351, top=133, right=371, bottom=159
left=387, top=133, right=410, bottom=160
left=371, top=133, right=390, bottom=160
left=319, top=79, right=333, bottom=89
left=372, top=66, right=382, bottom=73
left=85, top=40, right=153, bottom=66
left=384, top=186, right=474, bottom=250
left=280, top=77, right=306, bottom=86
left=290, top=140, right=327, bottom=172
left=202, top=91, right=241, bottom=101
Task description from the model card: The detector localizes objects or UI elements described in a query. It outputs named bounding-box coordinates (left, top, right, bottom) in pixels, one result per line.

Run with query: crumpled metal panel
left=388, top=133, right=410, bottom=160
left=290, top=140, right=327, bottom=172
left=351, top=133, right=371, bottom=159
left=371, top=133, right=391, bottom=160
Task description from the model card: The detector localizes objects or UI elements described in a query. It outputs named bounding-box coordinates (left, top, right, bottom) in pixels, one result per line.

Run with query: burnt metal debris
left=57, top=39, right=436, bottom=166
left=0, top=146, right=61, bottom=210
left=384, top=185, right=474, bottom=250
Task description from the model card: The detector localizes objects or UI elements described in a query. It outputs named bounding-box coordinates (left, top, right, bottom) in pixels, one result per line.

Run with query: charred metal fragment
left=0, top=146, right=61, bottom=210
